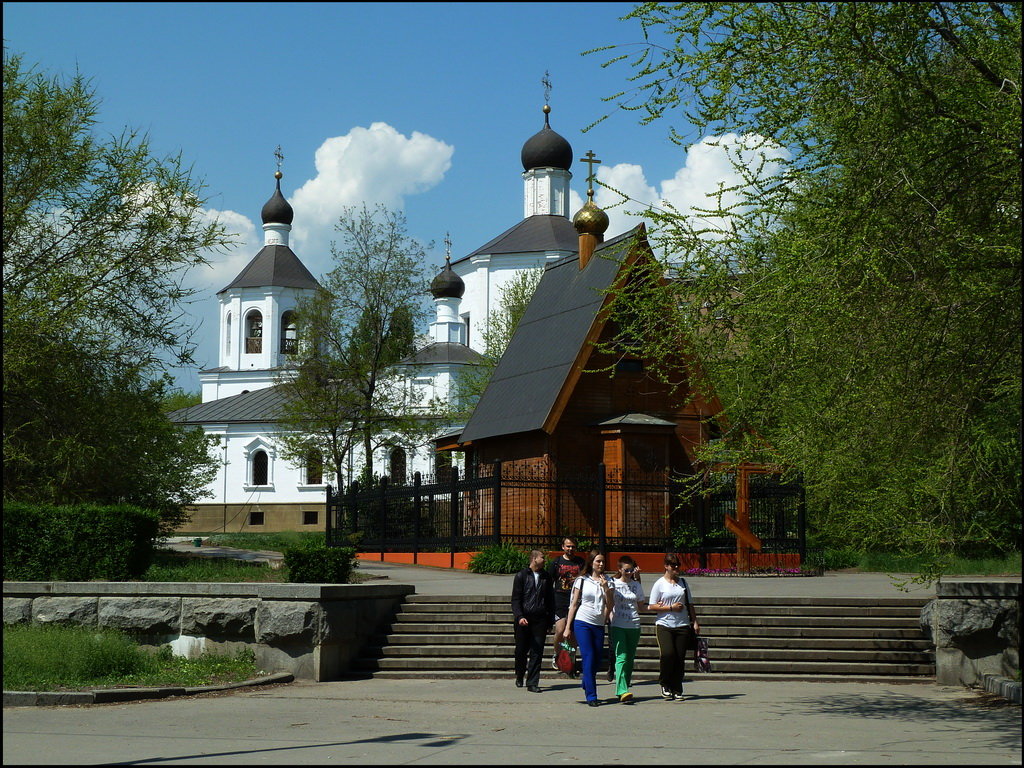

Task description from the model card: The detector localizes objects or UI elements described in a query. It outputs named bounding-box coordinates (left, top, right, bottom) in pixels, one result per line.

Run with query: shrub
left=284, top=542, right=357, bottom=583
left=468, top=543, right=531, bottom=574
left=3, top=501, right=161, bottom=581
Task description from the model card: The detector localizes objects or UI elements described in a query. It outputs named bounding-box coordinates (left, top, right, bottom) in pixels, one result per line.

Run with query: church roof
left=456, top=215, right=578, bottom=264
left=400, top=342, right=484, bottom=366
left=218, top=245, right=320, bottom=294
left=168, top=386, right=290, bottom=424
left=457, top=226, right=644, bottom=444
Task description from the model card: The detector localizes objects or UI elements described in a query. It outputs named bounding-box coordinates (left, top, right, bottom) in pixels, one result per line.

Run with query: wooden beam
left=724, top=514, right=763, bottom=551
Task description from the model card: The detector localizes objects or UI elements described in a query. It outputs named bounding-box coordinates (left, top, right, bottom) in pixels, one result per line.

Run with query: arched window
left=305, top=448, right=323, bottom=485
left=389, top=447, right=407, bottom=485
left=225, top=312, right=232, bottom=355
left=281, top=311, right=298, bottom=355
left=246, top=311, right=263, bottom=354
left=251, top=450, right=269, bottom=486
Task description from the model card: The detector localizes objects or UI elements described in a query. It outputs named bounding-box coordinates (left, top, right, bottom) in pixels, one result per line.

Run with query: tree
left=3, top=52, right=227, bottom=529
left=275, top=204, right=435, bottom=487
left=454, top=267, right=543, bottom=418
left=590, top=3, right=1021, bottom=569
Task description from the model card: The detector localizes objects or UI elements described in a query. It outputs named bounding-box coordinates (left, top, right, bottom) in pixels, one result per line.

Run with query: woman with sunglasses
left=648, top=553, right=700, bottom=701
left=565, top=550, right=613, bottom=706
left=608, top=554, right=647, bottom=703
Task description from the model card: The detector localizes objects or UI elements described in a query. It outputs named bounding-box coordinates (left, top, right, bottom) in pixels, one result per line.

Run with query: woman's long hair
left=584, top=548, right=605, bottom=576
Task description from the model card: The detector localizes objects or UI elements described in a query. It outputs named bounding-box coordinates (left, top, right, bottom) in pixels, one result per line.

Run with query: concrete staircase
left=350, top=594, right=936, bottom=683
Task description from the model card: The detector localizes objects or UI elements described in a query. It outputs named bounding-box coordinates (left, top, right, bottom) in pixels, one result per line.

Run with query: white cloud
left=570, top=133, right=790, bottom=260
left=290, top=122, right=454, bottom=264
left=171, top=123, right=453, bottom=391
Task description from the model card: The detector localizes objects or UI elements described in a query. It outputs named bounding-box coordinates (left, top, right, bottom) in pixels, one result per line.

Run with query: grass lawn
left=3, top=624, right=260, bottom=692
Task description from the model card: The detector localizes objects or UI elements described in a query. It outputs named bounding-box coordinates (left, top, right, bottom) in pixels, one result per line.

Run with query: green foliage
left=161, top=387, right=202, bottom=414
left=671, top=522, right=702, bottom=551
left=3, top=52, right=226, bottom=524
left=283, top=542, right=358, bottom=583
left=205, top=531, right=324, bottom=552
left=467, top=543, right=532, bottom=574
left=275, top=204, right=435, bottom=485
left=141, top=551, right=288, bottom=583
left=592, top=4, right=1022, bottom=567
left=3, top=624, right=257, bottom=691
left=3, top=501, right=160, bottom=581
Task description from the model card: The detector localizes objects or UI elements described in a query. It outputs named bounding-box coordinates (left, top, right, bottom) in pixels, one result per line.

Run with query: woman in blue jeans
left=565, top=551, right=613, bottom=706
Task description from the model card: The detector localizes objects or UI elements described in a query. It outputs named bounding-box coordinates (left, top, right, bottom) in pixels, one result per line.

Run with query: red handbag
left=555, top=641, right=576, bottom=673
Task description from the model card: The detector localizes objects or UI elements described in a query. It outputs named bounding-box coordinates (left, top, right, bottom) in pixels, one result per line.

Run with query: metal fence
left=327, top=462, right=805, bottom=560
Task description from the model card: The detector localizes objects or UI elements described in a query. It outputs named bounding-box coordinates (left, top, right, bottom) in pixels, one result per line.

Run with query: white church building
left=170, top=105, right=585, bottom=533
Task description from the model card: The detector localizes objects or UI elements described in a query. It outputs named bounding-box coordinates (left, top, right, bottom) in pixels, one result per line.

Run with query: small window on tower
left=461, top=313, right=470, bottom=347
left=246, top=311, right=263, bottom=354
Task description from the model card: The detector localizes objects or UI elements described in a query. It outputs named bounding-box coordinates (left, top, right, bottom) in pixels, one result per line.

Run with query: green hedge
left=3, top=501, right=161, bottom=581
left=467, top=543, right=532, bottom=574
left=283, top=542, right=358, bottom=583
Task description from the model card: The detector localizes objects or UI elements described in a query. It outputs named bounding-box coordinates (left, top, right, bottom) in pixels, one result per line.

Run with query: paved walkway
left=5, top=546, right=1020, bottom=764
left=161, top=538, right=951, bottom=598
left=3, top=676, right=1019, bottom=764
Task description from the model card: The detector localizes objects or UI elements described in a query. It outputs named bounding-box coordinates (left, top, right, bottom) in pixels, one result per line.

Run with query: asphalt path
left=3, top=676, right=1019, bottom=765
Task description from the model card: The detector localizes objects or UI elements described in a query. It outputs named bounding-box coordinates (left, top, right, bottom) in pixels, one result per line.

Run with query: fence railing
left=327, top=462, right=806, bottom=561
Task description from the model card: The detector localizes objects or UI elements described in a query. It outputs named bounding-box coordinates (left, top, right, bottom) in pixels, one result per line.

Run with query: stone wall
left=3, top=581, right=414, bottom=682
left=920, top=579, right=1020, bottom=687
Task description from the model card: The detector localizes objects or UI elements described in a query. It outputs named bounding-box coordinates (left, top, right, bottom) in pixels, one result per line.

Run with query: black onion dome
left=261, top=175, right=294, bottom=225
left=430, top=261, right=465, bottom=299
left=521, top=106, right=573, bottom=171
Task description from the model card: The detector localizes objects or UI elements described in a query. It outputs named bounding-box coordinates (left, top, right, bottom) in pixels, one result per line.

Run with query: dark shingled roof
left=218, top=245, right=320, bottom=294
left=401, top=342, right=484, bottom=366
left=458, top=226, right=642, bottom=444
left=168, top=386, right=291, bottom=425
left=455, top=215, right=578, bottom=264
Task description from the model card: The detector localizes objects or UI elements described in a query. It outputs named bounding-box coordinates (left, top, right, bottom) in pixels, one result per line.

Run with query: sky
left=4, top=2, right=786, bottom=392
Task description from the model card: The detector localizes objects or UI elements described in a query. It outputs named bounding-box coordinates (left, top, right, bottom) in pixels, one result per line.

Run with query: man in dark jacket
left=510, top=549, right=555, bottom=692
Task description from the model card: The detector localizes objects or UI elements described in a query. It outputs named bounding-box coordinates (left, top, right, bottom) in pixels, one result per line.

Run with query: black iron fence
left=327, top=462, right=806, bottom=560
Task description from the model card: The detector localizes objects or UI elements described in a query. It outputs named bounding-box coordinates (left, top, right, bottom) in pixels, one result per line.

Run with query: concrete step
left=402, top=594, right=930, bottom=607
left=362, top=644, right=931, bottom=664
left=373, top=634, right=932, bottom=651
left=382, top=624, right=927, bottom=640
left=353, top=657, right=935, bottom=676
left=351, top=595, right=935, bottom=683
left=388, top=612, right=922, bottom=629
left=346, top=670, right=936, bottom=685
left=396, top=603, right=924, bottom=618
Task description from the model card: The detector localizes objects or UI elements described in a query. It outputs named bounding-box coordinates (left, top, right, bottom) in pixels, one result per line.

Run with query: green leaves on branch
left=593, top=3, right=1021, bottom=561
left=3, top=51, right=227, bottom=522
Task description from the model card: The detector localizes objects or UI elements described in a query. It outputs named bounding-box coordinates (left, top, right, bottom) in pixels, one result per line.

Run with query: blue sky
left=5, top=2, right=783, bottom=392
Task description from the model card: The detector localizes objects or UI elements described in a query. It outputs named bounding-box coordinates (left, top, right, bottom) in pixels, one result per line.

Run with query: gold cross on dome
left=581, top=150, right=601, bottom=198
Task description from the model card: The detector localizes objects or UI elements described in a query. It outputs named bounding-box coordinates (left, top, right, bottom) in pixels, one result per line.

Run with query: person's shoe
left=528, top=685, right=541, bottom=693
left=674, top=692, right=687, bottom=701
left=587, top=700, right=600, bottom=707
left=551, top=657, right=559, bottom=671
left=515, top=678, right=524, bottom=687
left=605, top=668, right=615, bottom=682
left=661, top=687, right=674, bottom=700
left=619, top=692, right=634, bottom=704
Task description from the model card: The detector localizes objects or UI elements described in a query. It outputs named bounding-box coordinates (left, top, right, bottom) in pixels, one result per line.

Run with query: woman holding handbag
left=647, top=553, right=700, bottom=701
left=565, top=550, right=613, bottom=706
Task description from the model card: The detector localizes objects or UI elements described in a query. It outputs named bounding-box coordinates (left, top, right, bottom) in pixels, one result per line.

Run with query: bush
left=283, top=542, right=357, bottom=583
left=804, top=547, right=861, bottom=572
left=3, top=501, right=161, bottom=581
left=468, top=543, right=531, bottom=574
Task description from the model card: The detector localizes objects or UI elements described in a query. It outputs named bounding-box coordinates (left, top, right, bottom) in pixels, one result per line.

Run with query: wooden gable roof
left=457, top=225, right=648, bottom=445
